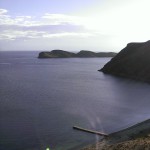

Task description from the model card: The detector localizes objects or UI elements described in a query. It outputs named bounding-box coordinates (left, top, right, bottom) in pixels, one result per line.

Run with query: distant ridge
left=38, top=50, right=117, bottom=58
left=100, top=40, right=150, bottom=82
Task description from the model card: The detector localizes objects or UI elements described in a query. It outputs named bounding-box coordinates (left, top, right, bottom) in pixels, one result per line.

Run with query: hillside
left=38, top=50, right=116, bottom=58
left=100, top=40, right=150, bottom=82
left=82, top=119, right=150, bottom=150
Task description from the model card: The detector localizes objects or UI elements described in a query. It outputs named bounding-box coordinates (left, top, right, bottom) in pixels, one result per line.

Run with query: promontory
left=100, top=40, right=150, bottom=82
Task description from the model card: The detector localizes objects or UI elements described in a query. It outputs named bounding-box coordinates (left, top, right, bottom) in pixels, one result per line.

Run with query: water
left=0, top=51, right=150, bottom=150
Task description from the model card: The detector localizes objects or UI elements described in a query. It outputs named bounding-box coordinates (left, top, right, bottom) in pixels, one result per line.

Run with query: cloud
left=0, top=29, right=93, bottom=40
left=0, top=23, right=85, bottom=33
left=0, top=9, right=91, bottom=41
left=0, top=13, right=34, bottom=26
left=42, top=32, right=93, bottom=38
left=42, top=13, right=83, bottom=25
left=0, top=9, right=8, bottom=15
left=0, top=23, right=89, bottom=40
left=0, top=30, right=46, bottom=40
left=0, top=9, right=84, bottom=27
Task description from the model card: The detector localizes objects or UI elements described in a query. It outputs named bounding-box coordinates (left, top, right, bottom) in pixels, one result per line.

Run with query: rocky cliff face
left=100, top=40, right=150, bottom=82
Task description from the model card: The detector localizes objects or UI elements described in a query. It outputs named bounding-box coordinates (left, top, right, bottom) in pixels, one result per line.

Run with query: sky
left=0, top=0, right=150, bottom=52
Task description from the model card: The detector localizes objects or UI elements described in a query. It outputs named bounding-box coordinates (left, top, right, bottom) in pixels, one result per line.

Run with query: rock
left=76, top=50, right=97, bottom=57
left=38, top=50, right=75, bottom=58
left=38, top=50, right=116, bottom=58
left=100, top=40, right=150, bottom=82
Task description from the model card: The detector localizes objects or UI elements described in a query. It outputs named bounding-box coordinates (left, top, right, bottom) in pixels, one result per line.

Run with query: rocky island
left=38, top=50, right=116, bottom=58
left=100, top=40, right=150, bottom=82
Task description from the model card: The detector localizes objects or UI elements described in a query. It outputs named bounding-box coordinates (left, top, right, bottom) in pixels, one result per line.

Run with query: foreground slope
left=100, top=40, right=150, bottom=82
left=82, top=119, right=150, bottom=150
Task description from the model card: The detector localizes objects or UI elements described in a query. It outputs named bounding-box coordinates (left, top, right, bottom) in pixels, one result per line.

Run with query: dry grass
left=81, top=119, right=150, bottom=150
left=82, top=137, right=150, bottom=150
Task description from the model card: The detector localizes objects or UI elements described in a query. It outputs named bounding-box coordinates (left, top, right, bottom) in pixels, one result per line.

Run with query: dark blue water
left=0, top=51, right=150, bottom=150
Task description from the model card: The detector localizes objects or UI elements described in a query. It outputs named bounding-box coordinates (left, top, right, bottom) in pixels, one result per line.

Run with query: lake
left=0, top=51, right=150, bottom=150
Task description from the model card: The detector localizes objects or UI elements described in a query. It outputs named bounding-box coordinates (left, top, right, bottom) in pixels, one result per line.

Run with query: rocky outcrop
left=76, top=50, right=97, bottom=57
left=38, top=50, right=75, bottom=58
left=38, top=50, right=116, bottom=58
left=100, top=40, right=150, bottom=82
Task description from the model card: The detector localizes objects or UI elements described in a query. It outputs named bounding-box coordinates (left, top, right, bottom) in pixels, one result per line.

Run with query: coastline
left=81, top=119, right=150, bottom=150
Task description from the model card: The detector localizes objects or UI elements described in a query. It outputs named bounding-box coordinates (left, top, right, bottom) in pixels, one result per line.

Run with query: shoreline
left=81, top=119, right=150, bottom=150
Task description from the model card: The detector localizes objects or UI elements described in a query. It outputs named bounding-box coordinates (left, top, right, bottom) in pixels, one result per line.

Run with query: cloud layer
left=0, top=9, right=92, bottom=41
left=1, top=0, right=150, bottom=51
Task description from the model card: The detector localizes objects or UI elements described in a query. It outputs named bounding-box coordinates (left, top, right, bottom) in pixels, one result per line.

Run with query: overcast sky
left=0, top=0, right=150, bottom=51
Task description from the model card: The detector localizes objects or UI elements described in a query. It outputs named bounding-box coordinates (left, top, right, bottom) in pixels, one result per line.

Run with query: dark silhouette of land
left=100, top=40, right=150, bottom=82
left=38, top=50, right=116, bottom=58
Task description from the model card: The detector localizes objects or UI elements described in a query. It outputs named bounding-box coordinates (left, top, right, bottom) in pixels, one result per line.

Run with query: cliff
left=100, top=40, right=150, bottom=82
left=38, top=50, right=116, bottom=58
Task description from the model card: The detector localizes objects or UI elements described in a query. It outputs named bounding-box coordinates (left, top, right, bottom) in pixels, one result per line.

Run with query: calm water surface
left=0, top=51, right=150, bottom=150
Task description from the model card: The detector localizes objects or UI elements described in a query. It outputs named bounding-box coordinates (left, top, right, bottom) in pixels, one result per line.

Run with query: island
left=100, top=40, right=150, bottom=82
left=38, top=50, right=117, bottom=58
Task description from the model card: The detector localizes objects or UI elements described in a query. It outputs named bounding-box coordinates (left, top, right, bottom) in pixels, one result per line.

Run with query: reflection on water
left=0, top=51, right=150, bottom=150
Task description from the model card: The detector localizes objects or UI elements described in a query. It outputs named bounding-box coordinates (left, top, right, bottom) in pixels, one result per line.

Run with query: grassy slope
left=81, top=119, right=150, bottom=150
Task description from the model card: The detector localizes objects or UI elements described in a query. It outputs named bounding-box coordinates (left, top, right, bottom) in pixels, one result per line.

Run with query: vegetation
left=38, top=50, right=117, bottom=58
